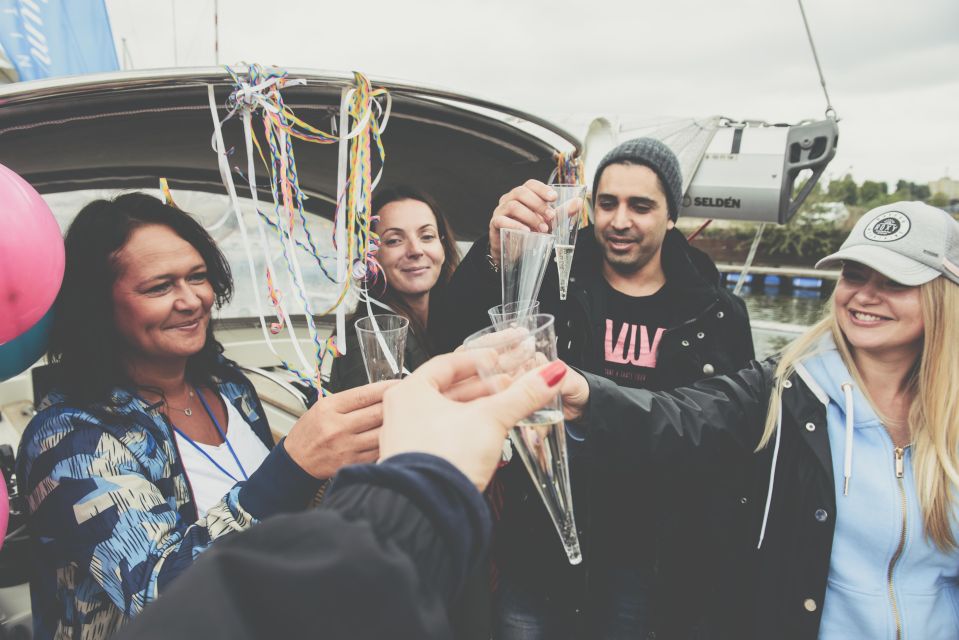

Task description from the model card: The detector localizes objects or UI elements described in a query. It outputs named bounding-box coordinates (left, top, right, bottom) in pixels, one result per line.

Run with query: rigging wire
left=733, top=223, right=766, bottom=297
left=725, top=3, right=838, bottom=294
left=213, top=0, right=220, bottom=65
left=797, top=0, right=838, bottom=120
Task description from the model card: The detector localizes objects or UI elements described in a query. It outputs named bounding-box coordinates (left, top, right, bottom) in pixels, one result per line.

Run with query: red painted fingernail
left=539, top=361, right=567, bottom=387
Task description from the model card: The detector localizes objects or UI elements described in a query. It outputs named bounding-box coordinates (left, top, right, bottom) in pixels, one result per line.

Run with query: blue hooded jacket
left=799, top=337, right=959, bottom=639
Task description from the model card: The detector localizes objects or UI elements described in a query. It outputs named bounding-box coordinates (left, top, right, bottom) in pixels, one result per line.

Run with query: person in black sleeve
left=430, top=137, right=755, bottom=639
left=117, top=352, right=572, bottom=640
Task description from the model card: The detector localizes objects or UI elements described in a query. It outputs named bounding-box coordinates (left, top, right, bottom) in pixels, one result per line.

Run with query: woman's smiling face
left=111, top=224, right=214, bottom=367
left=375, top=199, right=446, bottom=299
left=834, top=262, right=924, bottom=360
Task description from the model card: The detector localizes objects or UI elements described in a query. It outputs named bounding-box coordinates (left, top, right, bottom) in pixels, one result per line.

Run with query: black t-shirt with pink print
left=597, top=279, right=674, bottom=390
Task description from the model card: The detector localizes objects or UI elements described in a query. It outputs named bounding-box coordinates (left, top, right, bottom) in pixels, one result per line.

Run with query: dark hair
left=47, top=192, right=234, bottom=405
left=368, top=186, right=458, bottom=353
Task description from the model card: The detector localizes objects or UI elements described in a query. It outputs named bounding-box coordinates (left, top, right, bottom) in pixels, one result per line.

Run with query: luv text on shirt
left=603, top=318, right=665, bottom=385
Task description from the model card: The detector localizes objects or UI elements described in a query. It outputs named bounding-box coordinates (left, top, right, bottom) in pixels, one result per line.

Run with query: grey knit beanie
left=592, top=137, right=683, bottom=221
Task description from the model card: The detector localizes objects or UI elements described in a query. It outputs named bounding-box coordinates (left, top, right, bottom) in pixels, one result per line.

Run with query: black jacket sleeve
left=581, top=360, right=775, bottom=469
left=116, top=453, right=491, bottom=640
left=326, top=329, right=368, bottom=393
left=430, top=235, right=501, bottom=354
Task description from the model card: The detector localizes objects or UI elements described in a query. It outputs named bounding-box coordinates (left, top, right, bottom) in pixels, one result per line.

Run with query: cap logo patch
left=864, top=211, right=910, bottom=242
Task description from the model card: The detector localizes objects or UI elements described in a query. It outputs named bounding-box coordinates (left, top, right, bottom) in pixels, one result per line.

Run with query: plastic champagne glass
left=488, top=300, right=541, bottom=329
left=463, top=314, right=582, bottom=565
left=354, top=314, right=408, bottom=382
left=500, top=228, right=554, bottom=311
left=548, top=184, right=587, bottom=301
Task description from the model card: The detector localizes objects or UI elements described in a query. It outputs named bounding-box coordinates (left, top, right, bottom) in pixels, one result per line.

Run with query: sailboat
left=0, top=62, right=838, bottom=637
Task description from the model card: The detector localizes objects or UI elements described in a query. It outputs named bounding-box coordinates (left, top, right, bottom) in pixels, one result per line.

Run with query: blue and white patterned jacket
left=16, top=364, right=320, bottom=639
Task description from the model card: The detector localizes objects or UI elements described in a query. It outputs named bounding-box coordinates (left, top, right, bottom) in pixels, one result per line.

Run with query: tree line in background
left=823, top=174, right=952, bottom=209
left=687, top=175, right=958, bottom=267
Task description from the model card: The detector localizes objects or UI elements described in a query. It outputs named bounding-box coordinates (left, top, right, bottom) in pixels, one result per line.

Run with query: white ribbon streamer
left=206, top=84, right=316, bottom=381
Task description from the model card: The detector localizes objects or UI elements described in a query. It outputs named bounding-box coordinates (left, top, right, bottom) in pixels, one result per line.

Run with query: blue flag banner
left=0, top=0, right=118, bottom=81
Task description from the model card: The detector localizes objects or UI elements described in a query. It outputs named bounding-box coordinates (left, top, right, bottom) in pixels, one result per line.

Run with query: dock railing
left=717, top=263, right=839, bottom=294
left=716, top=264, right=839, bottom=280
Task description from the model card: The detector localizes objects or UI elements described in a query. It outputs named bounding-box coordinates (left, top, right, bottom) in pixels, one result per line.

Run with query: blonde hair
left=758, top=277, right=959, bottom=550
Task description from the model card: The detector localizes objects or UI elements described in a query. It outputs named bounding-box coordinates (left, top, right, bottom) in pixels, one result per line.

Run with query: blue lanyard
left=172, top=387, right=249, bottom=482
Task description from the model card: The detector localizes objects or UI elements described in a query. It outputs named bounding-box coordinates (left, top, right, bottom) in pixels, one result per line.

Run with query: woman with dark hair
left=326, top=187, right=490, bottom=639
left=328, top=185, right=459, bottom=391
left=16, top=192, right=391, bottom=640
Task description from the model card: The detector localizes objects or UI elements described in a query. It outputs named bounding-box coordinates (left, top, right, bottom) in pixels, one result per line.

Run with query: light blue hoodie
left=798, top=337, right=959, bottom=640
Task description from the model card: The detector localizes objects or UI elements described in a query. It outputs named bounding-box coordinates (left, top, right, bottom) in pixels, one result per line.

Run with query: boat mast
left=171, top=0, right=178, bottom=66
left=213, top=0, right=220, bottom=65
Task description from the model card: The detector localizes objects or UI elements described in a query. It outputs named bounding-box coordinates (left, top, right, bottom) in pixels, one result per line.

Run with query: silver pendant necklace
left=169, top=389, right=196, bottom=417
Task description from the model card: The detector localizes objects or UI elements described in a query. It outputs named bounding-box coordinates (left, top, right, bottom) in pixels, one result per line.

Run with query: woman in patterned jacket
left=17, top=193, right=390, bottom=639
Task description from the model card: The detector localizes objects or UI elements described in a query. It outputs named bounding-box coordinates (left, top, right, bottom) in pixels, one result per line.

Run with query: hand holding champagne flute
left=463, top=314, right=583, bottom=565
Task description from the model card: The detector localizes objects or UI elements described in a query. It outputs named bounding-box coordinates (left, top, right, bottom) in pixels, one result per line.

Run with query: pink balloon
left=0, top=469, right=7, bottom=550
left=0, top=164, right=65, bottom=344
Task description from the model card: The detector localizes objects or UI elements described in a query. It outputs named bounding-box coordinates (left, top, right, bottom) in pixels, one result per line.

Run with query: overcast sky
left=105, top=0, right=958, bottom=188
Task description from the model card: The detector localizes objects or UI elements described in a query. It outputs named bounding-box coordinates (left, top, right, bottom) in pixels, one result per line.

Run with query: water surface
left=734, top=285, right=829, bottom=359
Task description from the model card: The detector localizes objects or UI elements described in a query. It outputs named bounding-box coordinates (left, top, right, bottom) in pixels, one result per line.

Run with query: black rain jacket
left=582, top=363, right=840, bottom=640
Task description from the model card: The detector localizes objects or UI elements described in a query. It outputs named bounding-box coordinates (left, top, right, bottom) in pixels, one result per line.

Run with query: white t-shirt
left=174, top=394, right=271, bottom=518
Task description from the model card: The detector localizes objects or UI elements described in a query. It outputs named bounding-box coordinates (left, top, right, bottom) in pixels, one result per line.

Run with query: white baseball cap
left=816, top=201, right=959, bottom=286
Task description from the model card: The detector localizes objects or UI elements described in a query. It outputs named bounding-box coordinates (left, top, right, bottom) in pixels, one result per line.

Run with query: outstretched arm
left=116, top=454, right=490, bottom=640
left=566, top=361, right=775, bottom=468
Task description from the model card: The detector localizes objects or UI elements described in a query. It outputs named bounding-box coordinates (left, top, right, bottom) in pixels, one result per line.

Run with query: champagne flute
left=500, top=228, right=554, bottom=311
left=548, top=184, right=587, bottom=301
left=463, top=314, right=582, bottom=564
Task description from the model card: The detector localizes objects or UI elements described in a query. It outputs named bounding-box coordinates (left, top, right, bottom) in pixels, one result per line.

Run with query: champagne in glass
left=548, top=184, right=586, bottom=301
left=512, top=407, right=578, bottom=561
left=463, top=314, right=582, bottom=564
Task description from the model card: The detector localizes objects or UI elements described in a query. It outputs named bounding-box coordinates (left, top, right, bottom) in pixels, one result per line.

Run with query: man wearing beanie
left=433, top=137, right=755, bottom=639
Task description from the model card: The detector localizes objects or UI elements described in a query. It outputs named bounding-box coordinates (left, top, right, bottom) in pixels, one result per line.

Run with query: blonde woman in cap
left=558, top=201, right=959, bottom=639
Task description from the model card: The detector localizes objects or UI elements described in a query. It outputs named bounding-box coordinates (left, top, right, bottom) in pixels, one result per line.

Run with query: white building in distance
left=929, top=177, right=959, bottom=201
